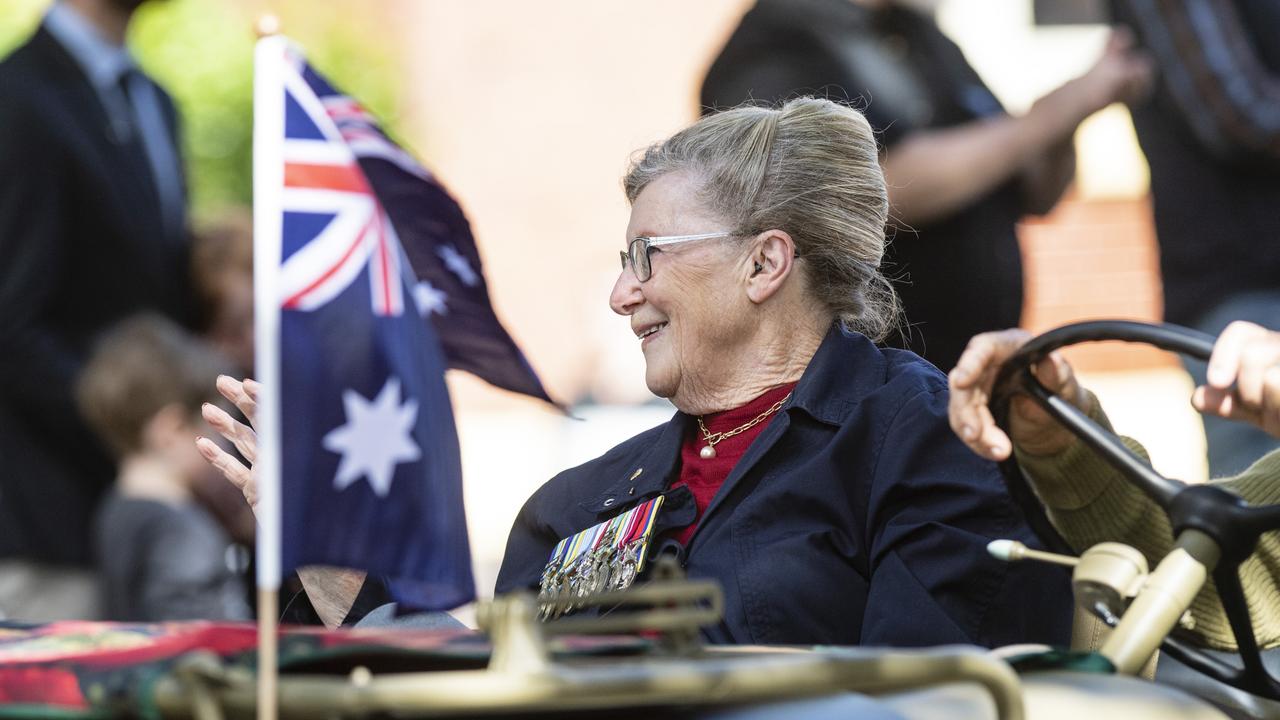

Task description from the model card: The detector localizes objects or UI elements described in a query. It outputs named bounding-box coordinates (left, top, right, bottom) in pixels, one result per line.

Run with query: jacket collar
left=580, top=324, right=885, bottom=517
left=687, top=324, right=886, bottom=540
left=43, top=3, right=134, bottom=92
left=579, top=412, right=689, bottom=514
left=787, top=323, right=887, bottom=426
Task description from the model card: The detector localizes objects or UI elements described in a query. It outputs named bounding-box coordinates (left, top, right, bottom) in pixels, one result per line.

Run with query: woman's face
left=609, top=172, right=750, bottom=403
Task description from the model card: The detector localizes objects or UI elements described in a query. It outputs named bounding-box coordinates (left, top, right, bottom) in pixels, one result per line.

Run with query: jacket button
left=602, top=498, right=615, bottom=507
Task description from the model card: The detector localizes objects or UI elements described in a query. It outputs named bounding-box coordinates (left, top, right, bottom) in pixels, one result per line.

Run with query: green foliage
left=0, top=0, right=402, bottom=222
left=0, top=0, right=45, bottom=54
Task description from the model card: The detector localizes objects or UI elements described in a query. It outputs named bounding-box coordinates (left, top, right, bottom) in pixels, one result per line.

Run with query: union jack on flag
left=268, top=39, right=556, bottom=397
left=253, top=37, right=548, bottom=609
left=278, top=83, right=406, bottom=318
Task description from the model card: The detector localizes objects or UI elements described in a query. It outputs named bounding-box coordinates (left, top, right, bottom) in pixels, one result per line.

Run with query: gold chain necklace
left=696, top=392, right=792, bottom=460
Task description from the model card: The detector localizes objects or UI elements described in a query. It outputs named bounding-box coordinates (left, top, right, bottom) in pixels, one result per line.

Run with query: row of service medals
left=538, top=495, right=664, bottom=620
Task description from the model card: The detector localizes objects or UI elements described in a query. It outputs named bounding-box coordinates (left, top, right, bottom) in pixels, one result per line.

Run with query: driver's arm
left=949, top=323, right=1280, bottom=651
left=1015, top=406, right=1280, bottom=651
left=1013, top=397, right=1169, bottom=554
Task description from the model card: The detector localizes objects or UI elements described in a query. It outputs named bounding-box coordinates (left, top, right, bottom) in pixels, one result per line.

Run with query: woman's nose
left=609, top=268, right=642, bottom=316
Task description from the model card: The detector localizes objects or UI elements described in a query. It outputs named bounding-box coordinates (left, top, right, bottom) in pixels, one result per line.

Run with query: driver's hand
left=948, top=329, right=1092, bottom=462
left=1193, top=321, right=1280, bottom=438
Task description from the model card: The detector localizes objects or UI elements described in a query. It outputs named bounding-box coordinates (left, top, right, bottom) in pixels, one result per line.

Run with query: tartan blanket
left=0, top=621, right=644, bottom=718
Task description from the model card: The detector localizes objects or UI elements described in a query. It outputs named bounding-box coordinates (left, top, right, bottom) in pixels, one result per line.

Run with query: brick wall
left=1017, top=193, right=1178, bottom=372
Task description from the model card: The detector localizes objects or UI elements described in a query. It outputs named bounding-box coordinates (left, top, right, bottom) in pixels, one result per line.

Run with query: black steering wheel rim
left=989, top=320, right=1280, bottom=700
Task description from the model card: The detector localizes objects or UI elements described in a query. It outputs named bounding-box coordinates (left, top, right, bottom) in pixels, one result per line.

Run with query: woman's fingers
left=201, top=375, right=263, bottom=509
left=216, top=375, right=259, bottom=428
left=202, top=402, right=257, bottom=464
left=196, top=436, right=256, bottom=508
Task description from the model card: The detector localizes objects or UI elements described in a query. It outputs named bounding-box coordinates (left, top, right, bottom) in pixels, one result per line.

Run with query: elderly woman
left=203, top=98, right=1071, bottom=647
left=493, top=98, right=1071, bottom=647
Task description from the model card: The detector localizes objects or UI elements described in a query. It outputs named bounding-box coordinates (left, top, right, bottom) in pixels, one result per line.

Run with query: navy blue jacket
left=496, top=327, right=1073, bottom=647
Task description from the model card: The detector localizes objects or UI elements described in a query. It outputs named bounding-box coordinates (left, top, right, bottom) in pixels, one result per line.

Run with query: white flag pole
left=252, top=20, right=285, bottom=720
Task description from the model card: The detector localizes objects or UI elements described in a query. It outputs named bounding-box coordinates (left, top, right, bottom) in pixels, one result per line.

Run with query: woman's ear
left=744, top=229, right=797, bottom=304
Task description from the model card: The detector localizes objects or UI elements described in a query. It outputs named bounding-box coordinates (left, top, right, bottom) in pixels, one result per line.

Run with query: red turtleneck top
left=668, top=381, right=797, bottom=546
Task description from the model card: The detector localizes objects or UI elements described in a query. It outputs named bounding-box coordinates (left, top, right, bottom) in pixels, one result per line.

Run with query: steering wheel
left=990, top=320, right=1280, bottom=700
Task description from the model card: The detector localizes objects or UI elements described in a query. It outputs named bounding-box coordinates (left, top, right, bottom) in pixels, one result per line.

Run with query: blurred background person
left=1108, top=0, right=1280, bottom=477
left=79, top=314, right=249, bottom=622
left=191, top=210, right=254, bottom=378
left=701, top=0, right=1152, bottom=371
left=0, top=0, right=191, bottom=620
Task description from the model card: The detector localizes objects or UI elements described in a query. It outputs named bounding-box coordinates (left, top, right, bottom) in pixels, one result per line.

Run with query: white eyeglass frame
left=620, top=232, right=734, bottom=282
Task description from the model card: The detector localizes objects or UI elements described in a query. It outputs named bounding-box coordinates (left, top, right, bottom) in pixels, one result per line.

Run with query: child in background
left=78, top=314, right=250, bottom=621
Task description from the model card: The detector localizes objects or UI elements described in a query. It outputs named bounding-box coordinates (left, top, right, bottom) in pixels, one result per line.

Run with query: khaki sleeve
left=1013, top=394, right=1280, bottom=650
left=1012, top=392, right=1172, bottom=557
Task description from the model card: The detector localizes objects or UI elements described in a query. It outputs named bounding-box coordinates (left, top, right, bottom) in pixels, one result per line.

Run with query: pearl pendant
left=699, top=444, right=717, bottom=460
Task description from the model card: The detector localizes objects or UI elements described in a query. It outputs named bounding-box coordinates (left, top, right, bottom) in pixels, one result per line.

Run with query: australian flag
left=253, top=38, right=550, bottom=609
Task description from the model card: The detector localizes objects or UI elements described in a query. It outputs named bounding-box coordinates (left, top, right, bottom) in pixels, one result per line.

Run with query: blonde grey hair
left=623, top=97, right=899, bottom=341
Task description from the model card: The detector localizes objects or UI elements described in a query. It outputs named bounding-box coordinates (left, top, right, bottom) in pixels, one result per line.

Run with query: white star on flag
left=413, top=280, right=448, bottom=316
left=438, top=244, right=479, bottom=287
left=323, top=377, right=421, bottom=497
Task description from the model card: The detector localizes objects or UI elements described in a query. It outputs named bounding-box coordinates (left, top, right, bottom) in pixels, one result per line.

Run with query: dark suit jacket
left=0, top=25, right=193, bottom=565
left=497, top=326, right=1073, bottom=648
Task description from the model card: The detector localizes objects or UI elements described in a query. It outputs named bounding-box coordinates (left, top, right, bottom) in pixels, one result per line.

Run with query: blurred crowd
left=0, top=0, right=1275, bottom=623
left=0, top=0, right=255, bottom=622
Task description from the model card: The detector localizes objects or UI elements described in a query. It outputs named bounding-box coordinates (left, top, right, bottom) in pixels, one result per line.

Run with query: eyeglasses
left=619, top=232, right=733, bottom=283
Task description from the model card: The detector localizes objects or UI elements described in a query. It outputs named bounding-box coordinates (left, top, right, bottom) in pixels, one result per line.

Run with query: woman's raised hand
left=1194, top=321, right=1280, bottom=438
left=196, top=375, right=260, bottom=509
left=947, top=329, right=1091, bottom=462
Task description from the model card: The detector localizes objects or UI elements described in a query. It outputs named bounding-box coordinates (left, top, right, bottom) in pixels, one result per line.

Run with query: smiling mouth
left=636, top=322, right=668, bottom=342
